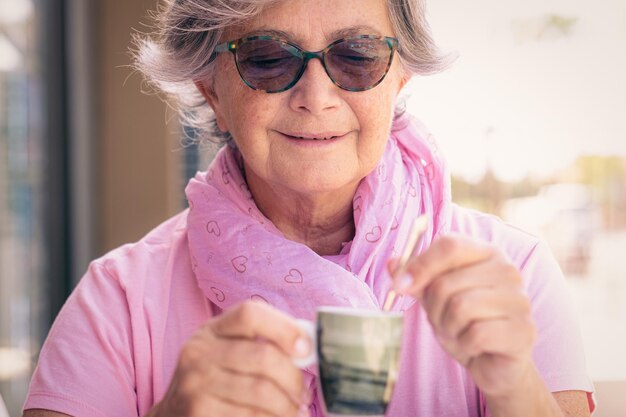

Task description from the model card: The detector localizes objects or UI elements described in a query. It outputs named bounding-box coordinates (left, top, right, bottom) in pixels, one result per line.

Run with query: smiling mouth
left=282, top=132, right=347, bottom=141
left=293, top=135, right=338, bottom=141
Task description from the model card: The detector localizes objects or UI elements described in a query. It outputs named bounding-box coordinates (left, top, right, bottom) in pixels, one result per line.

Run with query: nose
left=287, top=56, right=342, bottom=115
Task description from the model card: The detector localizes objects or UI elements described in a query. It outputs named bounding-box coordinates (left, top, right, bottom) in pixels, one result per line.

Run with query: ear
left=397, top=71, right=411, bottom=93
left=194, top=79, right=229, bottom=132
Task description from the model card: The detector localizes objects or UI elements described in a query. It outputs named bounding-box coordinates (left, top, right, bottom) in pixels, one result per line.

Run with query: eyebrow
left=244, top=25, right=384, bottom=44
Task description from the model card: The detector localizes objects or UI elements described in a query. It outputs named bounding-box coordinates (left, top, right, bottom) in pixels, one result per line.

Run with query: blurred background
left=0, top=0, right=624, bottom=415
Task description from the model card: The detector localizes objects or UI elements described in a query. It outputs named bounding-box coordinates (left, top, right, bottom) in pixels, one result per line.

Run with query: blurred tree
left=451, top=155, right=626, bottom=229
left=572, top=155, right=626, bottom=228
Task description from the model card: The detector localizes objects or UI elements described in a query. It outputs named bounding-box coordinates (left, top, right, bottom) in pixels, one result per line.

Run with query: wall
left=98, top=0, right=182, bottom=253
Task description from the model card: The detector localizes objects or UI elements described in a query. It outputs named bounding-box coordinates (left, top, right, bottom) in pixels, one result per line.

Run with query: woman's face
left=199, top=0, right=407, bottom=199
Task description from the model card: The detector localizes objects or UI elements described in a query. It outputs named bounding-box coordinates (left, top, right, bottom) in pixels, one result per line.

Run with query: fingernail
left=395, top=272, right=414, bottom=293
left=294, top=336, right=310, bottom=357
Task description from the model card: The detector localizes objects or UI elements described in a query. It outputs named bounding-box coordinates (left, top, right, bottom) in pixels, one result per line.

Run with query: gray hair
left=133, top=0, right=452, bottom=145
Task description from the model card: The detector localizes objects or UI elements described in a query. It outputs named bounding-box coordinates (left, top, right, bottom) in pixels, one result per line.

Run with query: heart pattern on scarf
left=251, top=294, right=269, bottom=303
left=206, top=221, right=221, bottom=236
left=391, top=216, right=400, bottom=230
left=231, top=256, right=248, bottom=273
left=210, top=287, right=226, bottom=302
left=284, top=268, right=303, bottom=284
left=366, top=226, right=382, bottom=243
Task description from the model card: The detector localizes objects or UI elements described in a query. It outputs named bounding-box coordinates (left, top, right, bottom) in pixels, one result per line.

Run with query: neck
left=246, top=173, right=357, bottom=256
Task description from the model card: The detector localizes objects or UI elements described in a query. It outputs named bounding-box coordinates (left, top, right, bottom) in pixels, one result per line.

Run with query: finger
left=421, top=258, right=523, bottom=332
left=453, top=317, right=536, bottom=365
left=204, top=365, right=301, bottom=417
left=169, top=333, right=308, bottom=417
left=208, top=337, right=306, bottom=405
left=436, top=287, right=531, bottom=341
left=210, top=301, right=312, bottom=359
left=394, top=235, right=496, bottom=295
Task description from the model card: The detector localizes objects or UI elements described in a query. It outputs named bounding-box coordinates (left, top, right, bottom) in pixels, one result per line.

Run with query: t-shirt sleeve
left=522, top=240, right=594, bottom=395
left=23, top=261, right=139, bottom=417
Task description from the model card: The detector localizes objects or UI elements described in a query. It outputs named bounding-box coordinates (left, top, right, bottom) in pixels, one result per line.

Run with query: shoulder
left=25, top=211, right=211, bottom=417
left=55, top=210, right=193, bottom=324
left=89, top=210, right=190, bottom=292
left=449, top=203, right=542, bottom=265
left=449, top=204, right=565, bottom=298
left=65, top=210, right=196, bottom=323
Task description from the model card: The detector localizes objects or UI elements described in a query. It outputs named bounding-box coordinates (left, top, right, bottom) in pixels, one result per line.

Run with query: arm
left=483, top=365, right=591, bottom=416
left=22, top=261, right=139, bottom=416
left=391, top=235, right=592, bottom=417
left=554, top=391, right=592, bottom=416
left=21, top=387, right=591, bottom=417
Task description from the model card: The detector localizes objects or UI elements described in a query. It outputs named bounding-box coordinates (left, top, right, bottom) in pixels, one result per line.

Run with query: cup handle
left=293, top=319, right=317, bottom=368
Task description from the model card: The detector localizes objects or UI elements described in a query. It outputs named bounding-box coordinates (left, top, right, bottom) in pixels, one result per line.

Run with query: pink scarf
left=185, top=114, right=451, bottom=412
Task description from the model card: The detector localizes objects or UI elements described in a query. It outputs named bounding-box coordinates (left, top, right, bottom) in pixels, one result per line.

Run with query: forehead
left=229, top=0, right=393, bottom=46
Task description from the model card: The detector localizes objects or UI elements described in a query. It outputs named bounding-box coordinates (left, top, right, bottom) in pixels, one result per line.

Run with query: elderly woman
left=23, top=0, right=594, bottom=416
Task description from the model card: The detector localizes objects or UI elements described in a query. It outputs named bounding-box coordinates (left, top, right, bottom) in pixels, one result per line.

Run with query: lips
left=292, top=135, right=338, bottom=141
left=280, top=131, right=348, bottom=141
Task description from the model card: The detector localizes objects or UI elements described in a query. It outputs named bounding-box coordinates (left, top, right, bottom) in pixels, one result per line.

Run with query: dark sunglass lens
left=327, top=38, right=392, bottom=90
left=236, top=39, right=302, bottom=92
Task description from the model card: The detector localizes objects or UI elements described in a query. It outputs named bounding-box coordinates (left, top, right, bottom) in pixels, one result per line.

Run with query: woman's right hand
left=146, top=301, right=312, bottom=417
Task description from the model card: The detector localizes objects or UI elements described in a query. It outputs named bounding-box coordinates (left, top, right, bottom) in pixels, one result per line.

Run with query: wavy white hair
left=133, top=0, right=452, bottom=144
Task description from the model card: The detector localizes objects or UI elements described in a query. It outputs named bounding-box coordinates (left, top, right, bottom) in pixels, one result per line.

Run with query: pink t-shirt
left=23, top=204, right=594, bottom=417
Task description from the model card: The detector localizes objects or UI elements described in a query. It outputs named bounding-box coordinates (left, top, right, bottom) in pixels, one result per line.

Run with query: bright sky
left=405, top=0, right=626, bottom=182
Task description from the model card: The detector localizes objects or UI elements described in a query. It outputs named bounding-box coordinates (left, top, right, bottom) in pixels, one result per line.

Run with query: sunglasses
left=208, top=35, right=400, bottom=93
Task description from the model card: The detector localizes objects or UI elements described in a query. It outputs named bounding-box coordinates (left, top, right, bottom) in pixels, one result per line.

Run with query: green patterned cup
left=296, top=307, right=404, bottom=416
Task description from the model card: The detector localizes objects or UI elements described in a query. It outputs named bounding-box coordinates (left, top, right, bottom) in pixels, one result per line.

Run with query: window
left=406, top=1, right=626, bottom=415
left=0, top=0, right=46, bottom=414
left=1, top=0, right=76, bottom=414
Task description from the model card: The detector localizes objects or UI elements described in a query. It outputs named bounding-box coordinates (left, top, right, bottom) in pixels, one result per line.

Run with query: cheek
left=219, top=82, right=279, bottom=138
left=373, top=73, right=404, bottom=131
left=229, top=96, right=280, bottom=138
left=213, top=60, right=270, bottom=131
left=350, top=86, right=399, bottom=167
left=356, top=90, right=397, bottom=137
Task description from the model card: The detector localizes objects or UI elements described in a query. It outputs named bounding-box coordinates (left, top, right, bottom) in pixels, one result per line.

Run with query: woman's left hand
left=391, top=235, right=537, bottom=397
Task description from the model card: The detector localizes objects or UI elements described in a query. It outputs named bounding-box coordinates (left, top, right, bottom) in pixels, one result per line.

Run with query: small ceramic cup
left=296, top=307, right=404, bottom=416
